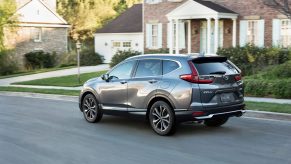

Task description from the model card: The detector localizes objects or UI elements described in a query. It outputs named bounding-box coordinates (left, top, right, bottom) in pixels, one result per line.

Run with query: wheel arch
left=146, top=95, right=176, bottom=120
left=79, top=89, right=99, bottom=112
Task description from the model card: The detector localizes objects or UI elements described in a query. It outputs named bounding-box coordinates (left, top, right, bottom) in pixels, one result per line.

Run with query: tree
left=57, top=0, right=141, bottom=41
left=0, top=0, right=17, bottom=51
left=263, top=0, right=291, bottom=19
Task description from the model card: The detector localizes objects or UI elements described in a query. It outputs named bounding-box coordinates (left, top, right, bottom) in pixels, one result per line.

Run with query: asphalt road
left=0, top=95, right=291, bottom=164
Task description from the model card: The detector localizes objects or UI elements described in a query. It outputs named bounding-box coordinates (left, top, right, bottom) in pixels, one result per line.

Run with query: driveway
left=0, top=94, right=291, bottom=164
left=0, top=64, right=109, bottom=86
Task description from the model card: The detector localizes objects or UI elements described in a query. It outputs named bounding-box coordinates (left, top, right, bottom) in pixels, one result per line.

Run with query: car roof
left=126, top=53, right=219, bottom=61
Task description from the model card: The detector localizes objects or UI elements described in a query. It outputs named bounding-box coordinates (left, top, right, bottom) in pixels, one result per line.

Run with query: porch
left=166, top=0, right=238, bottom=54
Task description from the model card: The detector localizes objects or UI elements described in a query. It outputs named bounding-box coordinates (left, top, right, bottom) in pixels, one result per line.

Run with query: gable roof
left=96, top=4, right=142, bottom=33
left=15, top=0, right=68, bottom=25
left=194, top=0, right=237, bottom=14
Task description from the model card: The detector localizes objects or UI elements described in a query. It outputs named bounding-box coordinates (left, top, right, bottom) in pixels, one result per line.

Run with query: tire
left=204, top=117, right=229, bottom=127
left=81, top=94, right=103, bottom=123
left=149, top=101, right=176, bottom=136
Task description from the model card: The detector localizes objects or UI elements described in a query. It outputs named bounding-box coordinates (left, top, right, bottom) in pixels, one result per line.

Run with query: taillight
left=179, top=61, right=214, bottom=84
left=235, top=74, right=242, bottom=81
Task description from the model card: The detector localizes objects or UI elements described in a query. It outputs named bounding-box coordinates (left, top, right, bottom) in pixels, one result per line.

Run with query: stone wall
left=4, top=26, right=68, bottom=66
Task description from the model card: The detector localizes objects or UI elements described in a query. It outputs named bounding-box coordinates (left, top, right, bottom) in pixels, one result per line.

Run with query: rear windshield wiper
left=209, top=71, right=226, bottom=75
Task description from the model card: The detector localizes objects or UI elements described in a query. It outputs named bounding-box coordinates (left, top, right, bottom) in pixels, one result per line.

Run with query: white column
left=175, top=19, right=179, bottom=54
left=232, top=18, right=237, bottom=47
left=214, top=17, right=219, bottom=54
left=169, top=19, right=174, bottom=54
left=187, top=20, right=191, bottom=54
left=207, top=18, right=211, bottom=54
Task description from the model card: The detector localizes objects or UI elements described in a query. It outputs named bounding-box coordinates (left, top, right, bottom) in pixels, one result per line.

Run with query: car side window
left=163, top=60, right=179, bottom=75
left=109, top=61, right=135, bottom=80
left=135, top=59, right=162, bottom=78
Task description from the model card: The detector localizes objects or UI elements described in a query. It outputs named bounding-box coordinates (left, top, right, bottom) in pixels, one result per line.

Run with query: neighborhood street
left=0, top=94, right=291, bottom=164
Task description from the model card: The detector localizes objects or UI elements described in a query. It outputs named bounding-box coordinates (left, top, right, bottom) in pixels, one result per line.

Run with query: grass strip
left=13, top=70, right=107, bottom=87
left=0, top=87, right=79, bottom=96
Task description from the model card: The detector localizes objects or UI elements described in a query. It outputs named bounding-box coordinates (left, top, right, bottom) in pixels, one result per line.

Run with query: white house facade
left=94, top=4, right=143, bottom=63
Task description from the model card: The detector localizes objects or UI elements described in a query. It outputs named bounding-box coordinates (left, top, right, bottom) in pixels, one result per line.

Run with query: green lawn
left=0, top=66, right=76, bottom=79
left=0, top=87, right=79, bottom=96
left=245, top=101, right=291, bottom=114
left=13, top=70, right=108, bottom=87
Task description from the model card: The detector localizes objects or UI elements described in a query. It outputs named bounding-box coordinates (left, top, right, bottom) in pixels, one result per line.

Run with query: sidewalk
left=245, top=97, right=291, bottom=104
left=0, top=64, right=109, bottom=86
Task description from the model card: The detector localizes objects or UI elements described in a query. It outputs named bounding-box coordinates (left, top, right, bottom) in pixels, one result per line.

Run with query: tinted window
left=193, top=61, right=239, bottom=75
left=135, top=59, right=162, bottom=77
left=109, top=61, right=135, bottom=79
left=163, top=60, right=179, bottom=74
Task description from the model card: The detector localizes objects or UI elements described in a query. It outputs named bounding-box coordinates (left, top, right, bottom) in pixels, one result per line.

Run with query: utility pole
left=76, top=41, right=82, bottom=84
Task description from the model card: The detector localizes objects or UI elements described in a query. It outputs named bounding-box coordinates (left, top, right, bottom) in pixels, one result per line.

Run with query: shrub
left=144, top=48, right=169, bottom=54
left=24, top=51, right=57, bottom=69
left=0, top=50, right=19, bottom=75
left=110, top=49, right=141, bottom=68
left=244, top=79, right=291, bottom=99
left=217, top=45, right=290, bottom=76
left=59, top=51, right=77, bottom=67
left=80, top=47, right=104, bottom=66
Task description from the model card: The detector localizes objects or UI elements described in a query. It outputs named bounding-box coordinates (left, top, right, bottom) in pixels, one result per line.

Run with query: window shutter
left=273, top=19, right=281, bottom=47
left=179, top=22, right=186, bottom=49
left=240, top=20, right=248, bottom=47
left=258, top=19, right=265, bottom=47
left=146, top=24, right=152, bottom=48
left=158, top=23, right=163, bottom=48
left=167, top=23, right=171, bottom=48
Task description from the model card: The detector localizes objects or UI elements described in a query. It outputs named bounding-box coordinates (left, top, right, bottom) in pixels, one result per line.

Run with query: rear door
left=193, top=57, right=244, bottom=109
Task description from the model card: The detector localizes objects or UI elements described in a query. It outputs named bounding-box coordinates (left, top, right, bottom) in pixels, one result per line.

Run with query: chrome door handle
left=148, top=79, right=158, bottom=84
left=120, top=81, right=127, bottom=84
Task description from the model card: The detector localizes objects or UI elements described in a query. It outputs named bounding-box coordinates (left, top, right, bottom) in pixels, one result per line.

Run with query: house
left=94, top=4, right=143, bottom=63
left=144, top=0, right=291, bottom=54
left=4, top=0, right=69, bottom=65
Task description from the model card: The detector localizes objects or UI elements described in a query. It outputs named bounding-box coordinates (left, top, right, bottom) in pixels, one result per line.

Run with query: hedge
left=217, top=45, right=291, bottom=76
left=244, top=79, right=291, bottom=99
left=110, top=49, right=141, bottom=68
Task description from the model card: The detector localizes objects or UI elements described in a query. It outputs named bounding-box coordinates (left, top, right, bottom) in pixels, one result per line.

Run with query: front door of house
left=200, top=21, right=224, bottom=54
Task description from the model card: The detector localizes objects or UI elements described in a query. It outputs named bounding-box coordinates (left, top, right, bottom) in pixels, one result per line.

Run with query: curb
left=244, top=110, right=291, bottom=122
left=1, top=91, right=291, bottom=122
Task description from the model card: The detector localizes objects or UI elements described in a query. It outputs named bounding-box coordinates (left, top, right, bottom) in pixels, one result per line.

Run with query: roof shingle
left=96, top=4, right=142, bottom=33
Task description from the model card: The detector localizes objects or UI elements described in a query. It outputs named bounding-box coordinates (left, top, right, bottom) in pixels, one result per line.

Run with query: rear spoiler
left=192, top=56, right=227, bottom=64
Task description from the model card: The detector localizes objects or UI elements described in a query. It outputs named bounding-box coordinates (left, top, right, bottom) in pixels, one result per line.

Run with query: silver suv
left=79, top=54, right=245, bottom=135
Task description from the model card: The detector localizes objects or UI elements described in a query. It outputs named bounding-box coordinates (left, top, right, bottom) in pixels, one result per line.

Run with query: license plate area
left=220, top=93, right=235, bottom=103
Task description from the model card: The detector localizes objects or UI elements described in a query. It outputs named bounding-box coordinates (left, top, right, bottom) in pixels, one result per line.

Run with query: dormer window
left=145, top=0, right=162, bottom=4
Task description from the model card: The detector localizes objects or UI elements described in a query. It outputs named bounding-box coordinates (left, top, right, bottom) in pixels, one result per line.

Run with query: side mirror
left=101, top=74, right=109, bottom=81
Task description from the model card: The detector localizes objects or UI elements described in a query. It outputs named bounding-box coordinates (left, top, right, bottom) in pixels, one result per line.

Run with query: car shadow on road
left=93, top=116, right=240, bottom=136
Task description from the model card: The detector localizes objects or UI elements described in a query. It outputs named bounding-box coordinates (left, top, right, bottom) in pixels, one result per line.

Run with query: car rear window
left=193, top=61, right=239, bottom=75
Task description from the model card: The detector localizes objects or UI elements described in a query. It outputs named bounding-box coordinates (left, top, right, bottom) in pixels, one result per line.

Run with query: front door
left=98, top=60, right=136, bottom=111
left=200, top=20, right=224, bottom=54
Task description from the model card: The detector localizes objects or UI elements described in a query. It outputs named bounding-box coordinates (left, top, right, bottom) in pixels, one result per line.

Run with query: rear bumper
left=175, top=103, right=245, bottom=122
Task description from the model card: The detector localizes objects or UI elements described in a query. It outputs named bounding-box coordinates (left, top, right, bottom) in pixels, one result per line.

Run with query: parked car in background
left=79, top=54, right=245, bottom=136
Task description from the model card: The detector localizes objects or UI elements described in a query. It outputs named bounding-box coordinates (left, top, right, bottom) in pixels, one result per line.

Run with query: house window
left=281, top=19, right=291, bottom=47
left=33, top=28, right=42, bottom=42
left=123, top=42, right=131, bottom=47
left=145, top=0, right=162, bottom=4
left=247, top=20, right=258, bottom=45
left=152, top=24, right=158, bottom=48
left=112, top=41, right=121, bottom=47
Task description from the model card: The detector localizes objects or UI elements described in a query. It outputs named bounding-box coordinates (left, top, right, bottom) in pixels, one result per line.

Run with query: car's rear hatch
left=192, top=57, right=244, bottom=109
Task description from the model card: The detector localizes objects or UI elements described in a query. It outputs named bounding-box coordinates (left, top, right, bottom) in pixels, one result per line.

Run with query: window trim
left=145, top=0, right=162, bottom=4
left=280, top=19, right=291, bottom=47
left=33, top=27, right=42, bottom=42
left=247, top=20, right=259, bottom=46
